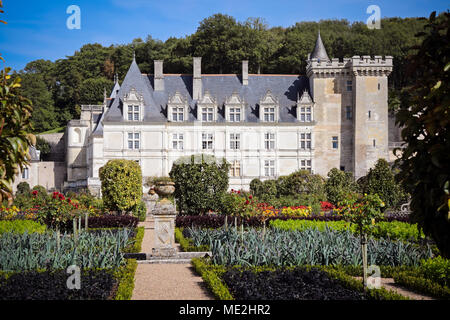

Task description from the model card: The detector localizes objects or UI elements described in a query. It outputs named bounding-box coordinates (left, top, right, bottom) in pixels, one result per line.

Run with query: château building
left=64, top=32, right=393, bottom=195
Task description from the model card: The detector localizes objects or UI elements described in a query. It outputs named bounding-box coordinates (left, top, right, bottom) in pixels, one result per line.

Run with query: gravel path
left=131, top=217, right=213, bottom=300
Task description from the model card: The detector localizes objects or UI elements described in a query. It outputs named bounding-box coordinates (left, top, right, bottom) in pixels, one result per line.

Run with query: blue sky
left=0, top=0, right=448, bottom=71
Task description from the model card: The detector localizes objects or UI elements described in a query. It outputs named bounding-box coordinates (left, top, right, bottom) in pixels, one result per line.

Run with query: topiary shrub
left=284, top=170, right=326, bottom=200
left=169, top=154, right=229, bottom=215
left=249, top=178, right=263, bottom=197
left=99, top=160, right=143, bottom=214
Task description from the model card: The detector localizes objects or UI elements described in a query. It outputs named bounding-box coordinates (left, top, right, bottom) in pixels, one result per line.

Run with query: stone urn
left=154, top=181, right=175, bottom=200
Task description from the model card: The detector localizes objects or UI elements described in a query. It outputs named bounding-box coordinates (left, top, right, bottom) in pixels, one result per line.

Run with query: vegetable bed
left=222, top=268, right=368, bottom=300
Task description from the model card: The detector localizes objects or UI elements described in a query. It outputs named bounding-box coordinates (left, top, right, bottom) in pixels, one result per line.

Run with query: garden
left=170, top=155, right=450, bottom=300
left=0, top=160, right=145, bottom=300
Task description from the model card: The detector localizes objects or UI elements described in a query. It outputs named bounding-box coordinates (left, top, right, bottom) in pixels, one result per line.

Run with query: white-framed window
left=265, top=133, right=275, bottom=150
left=264, top=160, right=275, bottom=177
left=229, top=107, right=242, bottom=122
left=229, top=160, right=241, bottom=177
left=171, top=107, right=185, bottom=122
left=123, top=88, right=144, bottom=121
left=230, top=133, right=240, bottom=150
left=259, top=90, right=279, bottom=122
left=128, top=132, right=140, bottom=150
left=202, top=133, right=213, bottom=150
left=172, top=133, right=184, bottom=150
left=299, top=106, right=312, bottom=122
left=332, top=136, right=339, bottom=149
left=300, top=159, right=312, bottom=173
left=21, top=167, right=29, bottom=179
left=300, top=133, right=312, bottom=150
left=263, top=107, right=276, bottom=122
left=201, top=107, right=214, bottom=122
left=127, top=105, right=140, bottom=121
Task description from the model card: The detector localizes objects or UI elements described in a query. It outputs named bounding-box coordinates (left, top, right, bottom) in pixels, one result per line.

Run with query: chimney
left=242, top=60, right=248, bottom=86
left=154, top=60, right=164, bottom=91
left=193, top=57, right=202, bottom=100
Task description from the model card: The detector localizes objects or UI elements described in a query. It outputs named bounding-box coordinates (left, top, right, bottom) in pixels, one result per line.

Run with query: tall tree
left=395, top=12, right=450, bottom=257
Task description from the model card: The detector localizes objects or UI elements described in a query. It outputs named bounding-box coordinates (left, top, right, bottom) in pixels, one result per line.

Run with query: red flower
left=249, top=195, right=253, bottom=199
left=67, top=198, right=71, bottom=203
left=245, top=200, right=249, bottom=205
left=32, top=190, right=38, bottom=196
left=237, top=190, right=241, bottom=194
left=59, top=194, right=65, bottom=201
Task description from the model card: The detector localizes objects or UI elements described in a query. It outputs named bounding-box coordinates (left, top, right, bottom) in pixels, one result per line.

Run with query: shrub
left=249, top=178, right=263, bottom=197
left=0, top=220, right=46, bottom=235
left=99, top=160, right=143, bottom=214
left=283, top=170, right=326, bottom=200
left=16, top=182, right=30, bottom=196
left=170, top=154, right=229, bottom=215
left=418, top=256, right=450, bottom=287
left=191, top=258, right=232, bottom=300
left=122, top=227, right=145, bottom=254
left=175, top=228, right=210, bottom=252
left=132, top=201, right=147, bottom=222
left=324, top=168, right=358, bottom=206
left=393, top=270, right=450, bottom=299
left=358, top=158, right=406, bottom=210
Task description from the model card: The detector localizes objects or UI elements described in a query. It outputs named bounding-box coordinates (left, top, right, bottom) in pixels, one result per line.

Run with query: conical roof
left=310, top=31, right=330, bottom=62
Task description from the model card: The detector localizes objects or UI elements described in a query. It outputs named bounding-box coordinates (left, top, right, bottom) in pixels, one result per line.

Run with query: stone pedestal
left=143, top=192, right=159, bottom=216
left=151, top=200, right=177, bottom=257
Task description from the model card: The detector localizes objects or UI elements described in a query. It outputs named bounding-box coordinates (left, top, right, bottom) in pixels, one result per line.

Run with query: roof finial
left=114, top=73, right=118, bottom=84
left=132, top=50, right=136, bottom=61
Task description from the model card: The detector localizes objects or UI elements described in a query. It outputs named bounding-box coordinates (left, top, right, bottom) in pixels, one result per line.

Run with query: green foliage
left=282, top=170, right=326, bottom=199
left=131, top=201, right=146, bottom=222
left=418, top=256, right=450, bottom=287
left=15, top=182, right=30, bottom=195
left=0, top=228, right=133, bottom=271
left=0, top=220, right=46, bottom=235
left=175, top=228, right=210, bottom=252
left=114, top=259, right=138, bottom=300
left=186, top=227, right=432, bottom=267
left=79, top=77, right=113, bottom=105
left=122, top=227, right=145, bottom=254
left=358, top=159, right=405, bottom=210
left=0, top=68, right=35, bottom=204
left=99, top=160, right=143, bottom=214
left=35, top=136, right=50, bottom=158
left=393, top=269, right=450, bottom=299
left=191, top=257, right=233, bottom=300
left=170, top=154, right=229, bottom=215
left=249, top=178, right=263, bottom=196
left=270, top=219, right=424, bottom=242
left=325, top=168, right=358, bottom=206
left=395, top=12, right=450, bottom=258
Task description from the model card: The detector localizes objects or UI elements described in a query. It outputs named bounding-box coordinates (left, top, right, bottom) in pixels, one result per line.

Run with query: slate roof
left=310, top=31, right=330, bottom=62
left=103, top=57, right=310, bottom=124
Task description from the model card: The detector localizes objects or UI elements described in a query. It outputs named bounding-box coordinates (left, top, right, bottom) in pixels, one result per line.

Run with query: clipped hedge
left=114, top=259, right=138, bottom=300
left=0, top=220, right=46, bottom=235
left=393, top=271, right=450, bottom=299
left=191, top=258, right=233, bottom=300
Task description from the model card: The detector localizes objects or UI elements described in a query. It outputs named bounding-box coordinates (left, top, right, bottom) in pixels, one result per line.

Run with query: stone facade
left=64, top=34, right=394, bottom=195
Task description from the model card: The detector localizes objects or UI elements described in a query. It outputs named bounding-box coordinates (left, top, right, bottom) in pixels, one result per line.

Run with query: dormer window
left=128, top=105, right=140, bottom=121
left=168, top=91, right=188, bottom=122
left=259, top=90, right=279, bottom=122
left=123, top=88, right=144, bottom=121
left=197, top=91, right=217, bottom=122
left=225, top=92, right=245, bottom=122
left=297, top=90, right=314, bottom=122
